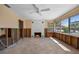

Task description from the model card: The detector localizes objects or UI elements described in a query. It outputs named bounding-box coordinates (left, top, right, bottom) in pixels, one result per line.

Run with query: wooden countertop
left=54, top=32, right=79, bottom=38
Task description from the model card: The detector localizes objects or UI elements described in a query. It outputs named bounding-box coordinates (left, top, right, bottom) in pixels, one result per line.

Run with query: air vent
left=4, top=4, right=11, bottom=8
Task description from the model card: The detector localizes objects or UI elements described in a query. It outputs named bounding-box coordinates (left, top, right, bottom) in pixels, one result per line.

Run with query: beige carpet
left=0, top=37, right=79, bottom=54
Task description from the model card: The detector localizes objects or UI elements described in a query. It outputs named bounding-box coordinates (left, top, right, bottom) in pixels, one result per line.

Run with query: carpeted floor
left=0, top=37, right=79, bottom=54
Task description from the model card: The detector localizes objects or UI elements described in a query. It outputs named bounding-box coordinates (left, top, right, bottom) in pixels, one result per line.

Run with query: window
left=48, top=22, right=54, bottom=32
left=61, top=18, right=69, bottom=33
left=70, top=14, right=79, bottom=33
left=54, top=21, right=61, bottom=32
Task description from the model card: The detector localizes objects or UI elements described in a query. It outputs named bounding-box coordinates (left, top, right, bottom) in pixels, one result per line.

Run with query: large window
left=61, top=18, right=69, bottom=33
left=70, top=14, right=79, bottom=33
left=48, top=14, right=79, bottom=34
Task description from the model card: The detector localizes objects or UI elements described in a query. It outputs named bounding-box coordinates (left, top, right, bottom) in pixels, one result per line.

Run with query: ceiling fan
left=30, top=4, right=50, bottom=15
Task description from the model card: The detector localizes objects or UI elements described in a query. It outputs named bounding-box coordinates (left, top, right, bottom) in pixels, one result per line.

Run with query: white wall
left=32, top=20, right=45, bottom=37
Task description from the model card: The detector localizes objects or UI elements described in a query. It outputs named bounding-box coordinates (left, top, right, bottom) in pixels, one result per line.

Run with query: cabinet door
left=71, top=37, right=78, bottom=48
left=65, top=35, right=71, bottom=44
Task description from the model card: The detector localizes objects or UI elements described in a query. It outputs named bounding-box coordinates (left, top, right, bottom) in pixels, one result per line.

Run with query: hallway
left=0, top=37, right=79, bottom=54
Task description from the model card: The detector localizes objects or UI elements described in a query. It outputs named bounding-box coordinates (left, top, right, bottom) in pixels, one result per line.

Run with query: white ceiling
left=9, top=4, right=78, bottom=21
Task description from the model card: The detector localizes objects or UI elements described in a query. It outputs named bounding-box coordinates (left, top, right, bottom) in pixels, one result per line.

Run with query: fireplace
left=34, top=32, right=41, bottom=37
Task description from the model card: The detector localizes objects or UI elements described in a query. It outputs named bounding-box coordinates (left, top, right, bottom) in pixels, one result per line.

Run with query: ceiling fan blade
left=32, top=4, right=42, bottom=15
left=4, top=4, right=11, bottom=8
left=32, top=4, right=39, bottom=11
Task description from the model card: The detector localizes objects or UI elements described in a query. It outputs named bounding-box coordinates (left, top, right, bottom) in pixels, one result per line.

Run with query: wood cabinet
left=51, top=32, right=79, bottom=49
left=65, top=35, right=71, bottom=45
left=71, top=36, right=79, bottom=48
left=47, top=32, right=53, bottom=37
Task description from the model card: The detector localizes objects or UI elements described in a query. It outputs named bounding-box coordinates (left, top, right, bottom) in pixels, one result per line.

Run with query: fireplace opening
left=34, top=32, right=41, bottom=37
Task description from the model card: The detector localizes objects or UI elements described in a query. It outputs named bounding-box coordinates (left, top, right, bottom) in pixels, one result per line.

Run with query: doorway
left=19, top=20, right=23, bottom=38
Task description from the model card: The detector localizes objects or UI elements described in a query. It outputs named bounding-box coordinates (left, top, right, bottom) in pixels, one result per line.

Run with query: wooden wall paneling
left=11, top=28, right=20, bottom=44
left=16, top=29, right=18, bottom=41
left=24, top=29, right=27, bottom=37
left=19, top=29, right=21, bottom=38
left=26, top=29, right=27, bottom=37
left=8, top=28, right=13, bottom=46
left=26, top=28, right=31, bottom=37
left=0, top=28, right=7, bottom=50
left=11, top=29, right=14, bottom=44
left=12, top=29, right=18, bottom=43
left=23, top=29, right=25, bottom=37
left=44, top=28, right=47, bottom=37
left=29, top=29, right=31, bottom=37
left=4, top=29, right=7, bottom=46
left=5, top=28, right=8, bottom=47
left=17, top=29, right=20, bottom=40
left=27, top=28, right=31, bottom=37
left=19, top=29, right=23, bottom=38
left=22, top=29, right=24, bottom=38
left=27, top=29, right=29, bottom=37
left=27, top=29, right=28, bottom=37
